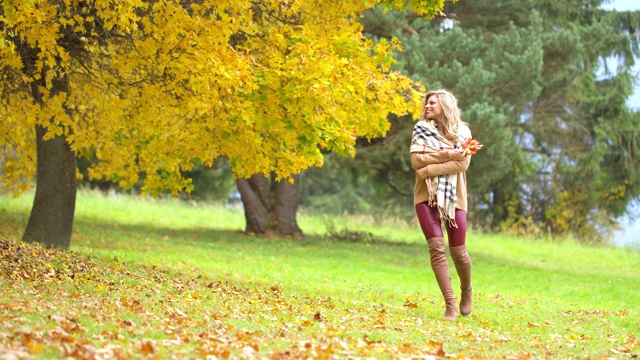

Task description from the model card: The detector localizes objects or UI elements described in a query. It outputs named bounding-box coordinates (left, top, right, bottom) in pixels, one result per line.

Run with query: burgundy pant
left=415, top=202, right=467, bottom=247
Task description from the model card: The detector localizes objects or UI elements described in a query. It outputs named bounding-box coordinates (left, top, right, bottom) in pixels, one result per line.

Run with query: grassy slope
left=1, top=190, right=639, bottom=359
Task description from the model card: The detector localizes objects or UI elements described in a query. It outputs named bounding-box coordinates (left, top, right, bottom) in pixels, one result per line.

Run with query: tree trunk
left=236, top=174, right=271, bottom=234
left=22, top=126, right=77, bottom=249
left=490, top=184, right=508, bottom=229
left=22, top=76, right=76, bottom=249
left=490, top=172, right=521, bottom=230
left=273, top=174, right=302, bottom=235
left=236, top=173, right=303, bottom=237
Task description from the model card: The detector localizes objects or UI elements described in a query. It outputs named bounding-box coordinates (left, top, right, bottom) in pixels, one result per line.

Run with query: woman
left=410, top=89, right=474, bottom=321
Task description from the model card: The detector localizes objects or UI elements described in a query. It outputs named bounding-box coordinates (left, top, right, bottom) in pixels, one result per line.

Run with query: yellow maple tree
left=1, top=0, right=449, bottom=195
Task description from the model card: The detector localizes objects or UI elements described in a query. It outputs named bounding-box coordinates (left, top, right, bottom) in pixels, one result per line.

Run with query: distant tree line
left=3, top=0, right=639, bottom=247
left=82, top=0, right=640, bottom=243
left=317, top=0, right=640, bottom=242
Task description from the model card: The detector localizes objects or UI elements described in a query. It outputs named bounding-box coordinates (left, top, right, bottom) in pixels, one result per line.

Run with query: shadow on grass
left=69, top=209, right=421, bottom=247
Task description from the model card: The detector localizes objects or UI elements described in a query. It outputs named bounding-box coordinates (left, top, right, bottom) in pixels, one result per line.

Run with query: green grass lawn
left=1, top=190, right=639, bottom=359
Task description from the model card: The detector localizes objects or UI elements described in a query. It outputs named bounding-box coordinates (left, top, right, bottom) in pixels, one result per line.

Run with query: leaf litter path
left=1, top=237, right=638, bottom=359
left=0, top=237, right=453, bottom=359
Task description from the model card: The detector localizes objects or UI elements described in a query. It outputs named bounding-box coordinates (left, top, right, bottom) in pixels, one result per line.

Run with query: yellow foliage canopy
left=0, top=0, right=445, bottom=196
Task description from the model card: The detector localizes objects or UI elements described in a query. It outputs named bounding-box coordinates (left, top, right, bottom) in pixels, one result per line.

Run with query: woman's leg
left=415, top=202, right=444, bottom=239
left=444, top=208, right=467, bottom=247
left=446, top=209, right=473, bottom=316
left=415, top=202, right=456, bottom=321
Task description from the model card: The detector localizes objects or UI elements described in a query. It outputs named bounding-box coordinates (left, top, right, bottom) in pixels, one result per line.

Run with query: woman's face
left=425, top=95, right=443, bottom=121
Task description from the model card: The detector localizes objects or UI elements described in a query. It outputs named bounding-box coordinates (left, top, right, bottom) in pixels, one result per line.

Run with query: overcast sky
left=601, top=0, right=640, bottom=11
left=605, top=0, right=640, bottom=122
left=603, top=0, right=640, bottom=109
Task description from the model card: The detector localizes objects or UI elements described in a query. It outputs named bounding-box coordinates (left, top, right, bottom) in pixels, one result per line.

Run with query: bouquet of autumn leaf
left=461, top=137, right=483, bottom=156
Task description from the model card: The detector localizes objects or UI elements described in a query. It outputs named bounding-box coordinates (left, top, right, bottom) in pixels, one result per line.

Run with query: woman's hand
left=416, top=166, right=429, bottom=180
left=449, top=149, right=467, bottom=161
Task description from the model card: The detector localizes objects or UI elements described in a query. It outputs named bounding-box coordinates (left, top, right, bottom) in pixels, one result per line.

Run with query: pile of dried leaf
left=1, top=237, right=452, bottom=359
left=1, top=237, right=98, bottom=283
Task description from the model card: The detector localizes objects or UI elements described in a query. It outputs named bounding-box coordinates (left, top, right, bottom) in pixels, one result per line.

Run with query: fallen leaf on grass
left=403, top=297, right=419, bottom=308
left=140, top=339, right=155, bottom=355
left=0, top=345, right=31, bottom=360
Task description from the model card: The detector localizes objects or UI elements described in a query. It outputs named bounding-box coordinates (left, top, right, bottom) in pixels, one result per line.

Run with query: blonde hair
left=420, top=89, right=465, bottom=143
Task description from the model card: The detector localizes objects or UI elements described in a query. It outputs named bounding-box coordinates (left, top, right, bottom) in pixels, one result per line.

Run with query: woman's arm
left=411, top=150, right=466, bottom=171
left=416, top=156, right=470, bottom=180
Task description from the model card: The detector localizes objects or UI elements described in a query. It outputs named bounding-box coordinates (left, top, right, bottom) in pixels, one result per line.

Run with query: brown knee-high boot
left=450, top=244, right=472, bottom=316
left=427, top=237, right=457, bottom=321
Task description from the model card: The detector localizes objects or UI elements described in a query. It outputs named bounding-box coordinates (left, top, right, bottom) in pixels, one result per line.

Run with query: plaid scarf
left=410, top=120, right=460, bottom=227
